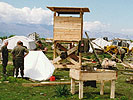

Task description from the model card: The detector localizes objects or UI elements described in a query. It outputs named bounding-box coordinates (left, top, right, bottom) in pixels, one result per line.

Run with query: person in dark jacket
left=35, top=40, right=47, bottom=53
left=1, top=41, right=8, bottom=75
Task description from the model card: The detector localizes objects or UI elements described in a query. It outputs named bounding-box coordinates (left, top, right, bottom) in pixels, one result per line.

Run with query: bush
left=120, top=96, right=128, bottom=100
left=55, top=85, right=70, bottom=97
left=0, top=75, right=7, bottom=82
left=0, top=76, right=28, bottom=83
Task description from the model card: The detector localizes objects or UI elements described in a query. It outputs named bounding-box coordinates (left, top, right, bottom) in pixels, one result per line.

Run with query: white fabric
left=89, top=38, right=112, bottom=52
left=2, top=36, right=36, bottom=50
left=23, top=51, right=55, bottom=81
left=0, top=39, right=2, bottom=48
left=129, top=42, right=133, bottom=50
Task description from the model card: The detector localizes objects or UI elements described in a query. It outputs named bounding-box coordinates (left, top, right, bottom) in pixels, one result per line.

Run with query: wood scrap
left=122, top=72, right=133, bottom=75
left=22, top=81, right=78, bottom=87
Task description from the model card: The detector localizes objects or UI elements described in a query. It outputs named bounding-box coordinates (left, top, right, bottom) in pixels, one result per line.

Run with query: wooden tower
left=47, top=7, right=90, bottom=69
left=47, top=7, right=117, bottom=99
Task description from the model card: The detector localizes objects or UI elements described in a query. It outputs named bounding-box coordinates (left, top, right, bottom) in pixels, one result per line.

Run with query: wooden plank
left=55, top=49, right=61, bottom=55
left=79, top=81, right=83, bottom=99
left=71, top=78, right=75, bottom=94
left=122, top=72, right=133, bottom=75
left=80, top=12, right=83, bottom=39
left=100, top=80, right=104, bottom=95
left=82, top=61, right=92, bottom=65
left=54, top=29, right=81, bottom=33
left=54, top=36, right=81, bottom=41
left=47, top=7, right=90, bottom=13
left=80, top=73, right=117, bottom=81
left=79, top=53, right=82, bottom=68
left=54, top=16, right=82, bottom=21
left=54, top=64, right=80, bottom=69
left=110, top=80, right=115, bottom=98
left=82, top=57, right=93, bottom=61
left=53, top=56, right=62, bottom=64
left=70, top=69, right=80, bottom=80
left=53, top=42, right=57, bottom=60
left=22, top=82, right=73, bottom=87
left=67, top=57, right=79, bottom=66
left=70, top=69, right=117, bottom=81
left=67, top=46, right=78, bottom=55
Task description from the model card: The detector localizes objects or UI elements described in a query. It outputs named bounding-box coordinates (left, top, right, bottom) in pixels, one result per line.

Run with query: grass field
left=0, top=53, right=133, bottom=100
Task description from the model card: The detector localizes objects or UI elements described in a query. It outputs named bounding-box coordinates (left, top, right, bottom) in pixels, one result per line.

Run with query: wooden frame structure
left=47, top=7, right=90, bottom=69
left=47, top=7, right=117, bottom=99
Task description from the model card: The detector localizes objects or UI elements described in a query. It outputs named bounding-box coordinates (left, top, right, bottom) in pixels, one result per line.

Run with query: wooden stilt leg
left=110, top=80, right=115, bottom=98
left=71, top=78, right=75, bottom=94
left=79, top=80, right=83, bottom=99
left=100, top=80, right=104, bottom=95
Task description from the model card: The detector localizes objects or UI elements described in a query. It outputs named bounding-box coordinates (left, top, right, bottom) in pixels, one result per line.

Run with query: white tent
left=23, top=51, right=55, bottom=81
left=2, top=36, right=36, bottom=50
left=89, top=38, right=112, bottom=52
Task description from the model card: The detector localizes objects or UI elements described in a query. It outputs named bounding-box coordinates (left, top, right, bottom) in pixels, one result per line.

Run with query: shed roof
left=47, top=7, right=90, bottom=14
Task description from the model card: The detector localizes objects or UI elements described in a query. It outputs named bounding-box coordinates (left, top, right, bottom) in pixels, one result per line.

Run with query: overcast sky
left=0, top=0, right=133, bottom=37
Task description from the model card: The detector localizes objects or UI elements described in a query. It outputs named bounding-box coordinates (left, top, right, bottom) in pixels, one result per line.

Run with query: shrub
left=120, top=96, right=128, bottom=100
left=55, top=85, right=70, bottom=97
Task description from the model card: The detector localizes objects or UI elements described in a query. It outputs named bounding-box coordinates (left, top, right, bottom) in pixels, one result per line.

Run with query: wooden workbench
left=70, top=69, right=117, bottom=99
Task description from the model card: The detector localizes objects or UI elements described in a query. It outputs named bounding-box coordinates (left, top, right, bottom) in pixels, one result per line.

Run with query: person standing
left=1, top=41, right=8, bottom=75
left=35, top=40, right=47, bottom=53
left=118, top=47, right=126, bottom=62
left=11, top=41, right=29, bottom=78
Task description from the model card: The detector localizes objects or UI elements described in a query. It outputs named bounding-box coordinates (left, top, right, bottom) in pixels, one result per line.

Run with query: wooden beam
left=47, top=7, right=90, bottom=13
left=54, top=64, right=80, bottom=69
left=53, top=56, right=62, bottom=64
left=110, top=80, right=115, bottom=99
left=79, top=53, right=82, bottom=68
left=71, top=78, right=76, bottom=94
left=85, top=32, right=102, bottom=67
left=67, top=57, right=79, bottom=66
left=82, top=57, right=93, bottom=61
left=22, top=81, right=78, bottom=87
left=53, top=42, right=57, bottom=60
left=100, top=80, right=104, bottom=95
left=67, top=46, right=78, bottom=55
left=79, top=81, right=83, bottom=99
left=122, top=72, right=133, bottom=75
left=56, top=48, right=61, bottom=55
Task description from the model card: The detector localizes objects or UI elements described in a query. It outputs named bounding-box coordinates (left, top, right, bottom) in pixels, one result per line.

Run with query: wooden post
left=80, top=12, right=83, bottom=39
left=85, top=32, right=102, bottom=68
left=79, top=53, right=82, bottom=68
left=71, top=78, right=75, bottom=94
left=53, top=41, right=56, bottom=60
left=79, top=80, right=83, bottom=99
left=100, top=80, right=104, bottom=95
left=110, top=80, right=115, bottom=98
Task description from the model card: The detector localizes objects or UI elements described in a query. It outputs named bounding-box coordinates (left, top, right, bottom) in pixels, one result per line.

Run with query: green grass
left=0, top=64, right=133, bottom=100
left=0, top=52, right=133, bottom=100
